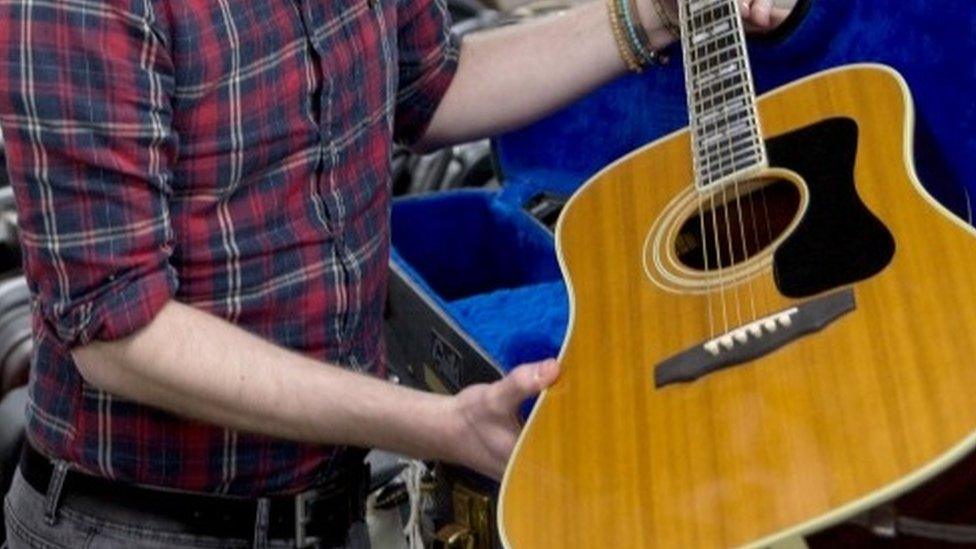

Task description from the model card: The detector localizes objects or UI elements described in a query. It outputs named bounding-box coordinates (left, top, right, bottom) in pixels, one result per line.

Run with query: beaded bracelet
left=620, top=0, right=659, bottom=67
left=609, top=0, right=672, bottom=73
left=649, top=0, right=681, bottom=39
left=607, top=0, right=645, bottom=73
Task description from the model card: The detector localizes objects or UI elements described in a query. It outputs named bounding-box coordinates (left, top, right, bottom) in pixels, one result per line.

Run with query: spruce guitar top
left=499, top=1, right=976, bottom=547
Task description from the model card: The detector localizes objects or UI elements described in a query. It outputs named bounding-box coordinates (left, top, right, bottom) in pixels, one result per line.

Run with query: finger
left=769, top=6, right=791, bottom=27
left=494, top=359, right=559, bottom=408
left=738, top=0, right=751, bottom=18
left=749, top=0, right=773, bottom=28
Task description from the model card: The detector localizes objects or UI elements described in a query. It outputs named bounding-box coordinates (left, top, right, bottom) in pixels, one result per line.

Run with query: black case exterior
left=384, top=263, right=507, bottom=548
left=384, top=262, right=505, bottom=393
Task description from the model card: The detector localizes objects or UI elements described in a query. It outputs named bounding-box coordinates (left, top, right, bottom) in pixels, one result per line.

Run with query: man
left=0, top=0, right=787, bottom=547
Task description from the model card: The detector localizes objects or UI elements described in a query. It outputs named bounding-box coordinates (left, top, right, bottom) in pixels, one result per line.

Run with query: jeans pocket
left=4, top=472, right=86, bottom=549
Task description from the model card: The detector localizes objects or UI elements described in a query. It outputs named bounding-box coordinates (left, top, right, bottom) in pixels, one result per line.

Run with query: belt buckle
left=295, top=489, right=321, bottom=549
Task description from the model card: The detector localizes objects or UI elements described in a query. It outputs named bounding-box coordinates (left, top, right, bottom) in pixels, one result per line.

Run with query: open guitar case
left=385, top=0, right=976, bottom=544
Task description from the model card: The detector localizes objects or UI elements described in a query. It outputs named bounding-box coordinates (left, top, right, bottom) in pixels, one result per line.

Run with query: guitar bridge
left=654, top=288, right=856, bottom=388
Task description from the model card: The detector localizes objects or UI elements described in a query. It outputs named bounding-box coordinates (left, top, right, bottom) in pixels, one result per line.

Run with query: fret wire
left=691, top=47, right=743, bottom=80
left=702, top=156, right=762, bottom=183
left=708, top=155, right=762, bottom=180
left=690, top=39, right=740, bottom=69
left=691, top=2, right=733, bottom=29
left=696, top=84, right=756, bottom=113
left=707, top=109, right=764, bottom=176
left=684, top=0, right=712, bottom=184
left=697, top=66, right=745, bottom=93
left=698, top=107, right=754, bottom=134
left=695, top=82, right=751, bottom=112
left=700, top=126, right=754, bottom=150
left=710, top=147, right=761, bottom=171
left=695, top=73, right=746, bottom=104
left=691, top=32, right=738, bottom=60
left=701, top=117, right=751, bottom=141
left=694, top=48, right=743, bottom=77
left=682, top=0, right=768, bottom=189
left=690, top=19, right=735, bottom=46
left=706, top=153, right=760, bottom=178
left=709, top=135, right=760, bottom=158
left=699, top=97, right=748, bottom=123
left=691, top=43, right=737, bottom=75
left=694, top=74, right=747, bottom=106
left=703, top=134, right=764, bottom=172
left=688, top=0, right=724, bottom=15
left=698, top=119, right=760, bottom=145
left=696, top=59, right=742, bottom=88
left=698, top=108, right=760, bottom=135
left=708, top=133, right=762, bottom=155
left=699, top=108, right=753, bottom=135
left=699, top=129, right=762, bottom=172
left=701, top=133, right=760, bottom=157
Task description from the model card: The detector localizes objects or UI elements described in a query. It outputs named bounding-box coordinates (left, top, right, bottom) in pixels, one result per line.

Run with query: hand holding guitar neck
left=618, top=0, right=794, bottom=75
left=644, top=0, right=792, bottom=37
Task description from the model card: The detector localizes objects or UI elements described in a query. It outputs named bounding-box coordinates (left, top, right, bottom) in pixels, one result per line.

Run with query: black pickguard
left=769, top=118, right=896, bottom=298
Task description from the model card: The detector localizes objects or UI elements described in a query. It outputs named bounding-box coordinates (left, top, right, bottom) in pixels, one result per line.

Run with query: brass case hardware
left=452, top=483, right=493, bottom=549
left=434, top=523, right=475, bottom=549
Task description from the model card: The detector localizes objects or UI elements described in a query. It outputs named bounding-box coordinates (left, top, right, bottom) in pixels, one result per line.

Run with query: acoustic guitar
left=498, top=0, right=976, bottom=547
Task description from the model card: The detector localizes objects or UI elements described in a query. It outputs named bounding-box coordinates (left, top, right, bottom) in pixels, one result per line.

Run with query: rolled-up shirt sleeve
left=0, top=2, right=178, bottom=348
left=393, top=0, right=461, bottom=146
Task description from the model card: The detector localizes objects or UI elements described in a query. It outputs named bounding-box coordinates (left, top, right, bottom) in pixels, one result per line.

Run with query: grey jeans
left=3, top=468, right=370, bottom=549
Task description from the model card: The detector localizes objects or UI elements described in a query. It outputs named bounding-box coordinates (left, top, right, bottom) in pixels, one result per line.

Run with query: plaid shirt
left=0, top=0, right=457, bottom=495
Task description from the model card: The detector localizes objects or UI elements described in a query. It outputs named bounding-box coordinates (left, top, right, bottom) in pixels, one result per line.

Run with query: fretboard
left=678, top=0, right=767, bottom=190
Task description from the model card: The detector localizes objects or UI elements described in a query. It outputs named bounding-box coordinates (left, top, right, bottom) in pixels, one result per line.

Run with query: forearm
left=73, top=301, right=458, bottom=461
left=417, top=0, right=675, bottom=150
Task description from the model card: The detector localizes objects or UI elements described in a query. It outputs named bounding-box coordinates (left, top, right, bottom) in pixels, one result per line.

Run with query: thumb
left=495, top=359, right=560, bottom=408
left=749, top=0, right=773, bottom=28
left=738, top=0, right=751, bottom=18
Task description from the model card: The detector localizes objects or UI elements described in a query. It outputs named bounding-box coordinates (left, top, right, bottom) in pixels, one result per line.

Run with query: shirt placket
left=294, top=0, right=360, bottom=353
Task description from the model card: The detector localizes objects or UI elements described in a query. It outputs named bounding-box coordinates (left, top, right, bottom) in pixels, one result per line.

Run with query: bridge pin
left=778, top=314, right=794, bottom=327
left=720, top=335, right=735, bottom=350
left=748, top=325, right=763, bottom=338
left=704, top=341, right=721, bottom=356
left=763, top=319, right=778, bottom=332
left=733, top=330, right=749, bottom=343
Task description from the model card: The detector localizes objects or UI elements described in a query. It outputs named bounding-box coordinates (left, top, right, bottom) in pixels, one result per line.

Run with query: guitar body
left=499, top=64, right=976, bottom=548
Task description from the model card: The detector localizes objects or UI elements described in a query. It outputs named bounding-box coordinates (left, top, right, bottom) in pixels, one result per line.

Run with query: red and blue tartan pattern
left=0, top=0, right=458, bottom=496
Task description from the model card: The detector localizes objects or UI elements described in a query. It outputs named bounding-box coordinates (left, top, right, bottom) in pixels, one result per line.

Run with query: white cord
left=402, top=460, right=428, bottom=549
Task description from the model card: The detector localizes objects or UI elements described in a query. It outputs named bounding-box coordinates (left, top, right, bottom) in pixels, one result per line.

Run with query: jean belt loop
left=252, top=497, right=271, bottom=549
left=295, top=489, right=322, bottom=549
left=43, top=460, right=69, bottom=526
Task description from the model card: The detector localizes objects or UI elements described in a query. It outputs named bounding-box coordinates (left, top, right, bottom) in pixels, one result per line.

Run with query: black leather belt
left=20, top=443, right=369, bottom=548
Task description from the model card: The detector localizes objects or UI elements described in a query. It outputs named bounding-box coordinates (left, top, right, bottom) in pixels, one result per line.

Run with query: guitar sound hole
left=675, top=179, right=801, bottom=271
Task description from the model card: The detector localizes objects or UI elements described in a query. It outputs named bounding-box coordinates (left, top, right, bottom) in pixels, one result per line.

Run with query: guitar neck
left=678, top=0, right=768, bottom=190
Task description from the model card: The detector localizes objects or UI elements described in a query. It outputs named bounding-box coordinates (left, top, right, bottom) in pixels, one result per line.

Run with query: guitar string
left=686, top=0, right=731, bottom=337
left=713, top=0, right=768, bottom=331
left=689, top=0, right=766, bottom=334
left=714, top=39, right=758, bottom=325
left=733, top=169, right=757, bottom=321
left=702, top=0, right=773, bottom=329
left=727, top=2, right=759, bottom=323
left=711, top=0, right=744, bottom=330
left=758, top=177, right=776, bottom=308
left=734, top=0, right=778, bottom=317
left=697, top=194, right=716, bottom=338
left=745, top=177, right=771, bottom=316
left=682, top=0, right=712, bottom=337
left=689, top=0, right=741, bottom=333
left=720, top=165, right=743, bottom=328
left=709, top=176, right=730, bottom=333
